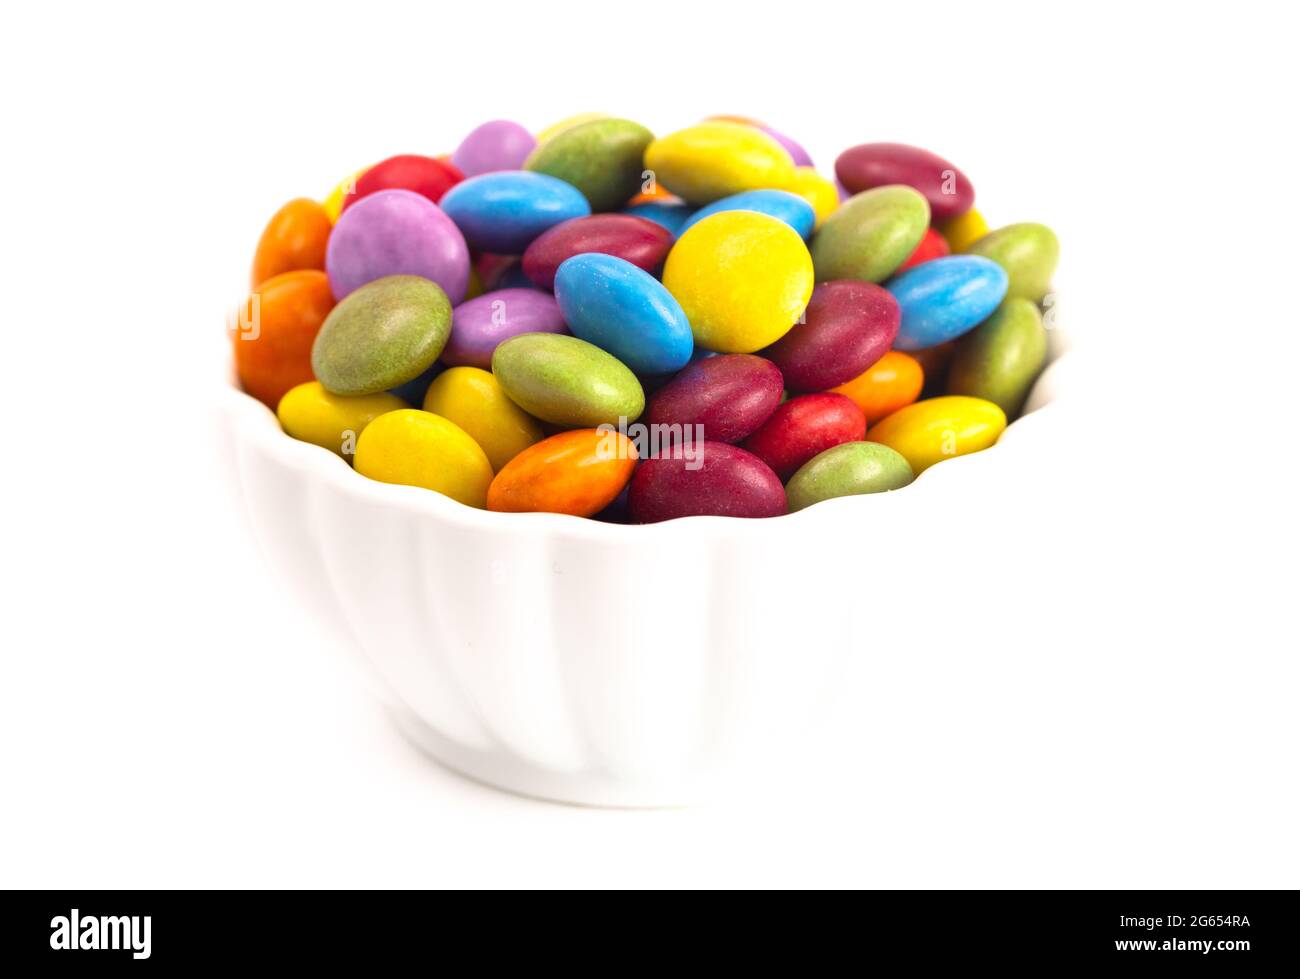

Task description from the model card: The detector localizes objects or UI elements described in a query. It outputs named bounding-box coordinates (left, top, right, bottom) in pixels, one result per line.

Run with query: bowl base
left=384, top=700, right=709, bottom=809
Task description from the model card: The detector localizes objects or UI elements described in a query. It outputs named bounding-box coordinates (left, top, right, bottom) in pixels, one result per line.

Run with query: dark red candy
left=896, top=226, right=951, bottom=272
left=628, top=442, right=786, bottom=522
left=521, top=214, right=675, bottom=290
left=835, top=143, right=974, bottom=221
left=761, top=280, right=900, bottom=392
left=742, top=392, right=866, bottom=480
left=343, top=154, right=464, bottom=211
left=645, top=354, right=783, bottom=444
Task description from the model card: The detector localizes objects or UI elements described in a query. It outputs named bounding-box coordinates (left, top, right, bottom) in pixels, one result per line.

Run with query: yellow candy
left=422, top=367, right=543, bottom=473
left=277, top=381, right=406, bottom=460
left=866, top=396, right=1006, bottom=474
left=644, top=122, right=796, bottom=205
left=663, top=211, right=813, bottom=353
left=464, top=265, right=484, bottom=301
left=787, top=166, right=839, bottom=229
left=939, top=208, right=989, bottom=254
left=322, top=167, right=368, bottom=224
left=536, top=112, right=608, bottom=144
left=354, top=409, right=493, bottom=507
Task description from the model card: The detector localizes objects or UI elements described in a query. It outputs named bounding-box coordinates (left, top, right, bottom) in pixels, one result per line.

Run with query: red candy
left=760, top=280, right=899, bottom=392
left=645, top=354, right=783, bottom=444
left=835, top=143, right=975, bottom=221
left=742, top=392, right=867, bottom=480
left=628, top=442, right=786, bottom=522
left=342, top=154, right=464, bottom=211
left=896, top=226, right=951, bottom=272
left=521, top=214, right=675, bottom=290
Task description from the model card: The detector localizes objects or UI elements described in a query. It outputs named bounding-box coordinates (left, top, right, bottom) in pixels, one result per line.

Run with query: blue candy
left=679, top=189, right=816, bottom=239
left=622, top=201, right=695, bottom=235
left=888, top=256, right=1009, bottom=350
left=440, top=172, right=590, bottom=254
left=553, top=254, right=694, bottom=375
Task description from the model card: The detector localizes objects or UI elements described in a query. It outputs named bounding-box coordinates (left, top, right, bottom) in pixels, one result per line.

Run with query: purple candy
left=326, top=189, right=469, bottom=303
left=451, top=120, right=537, bottom=177
left=761, top=126, right=813, bottom=167
left=441, top=288, right=568, bottom=369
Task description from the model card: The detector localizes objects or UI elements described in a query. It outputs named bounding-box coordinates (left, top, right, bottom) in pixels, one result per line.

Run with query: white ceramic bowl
left=222, top=325, right=1076, bottom=807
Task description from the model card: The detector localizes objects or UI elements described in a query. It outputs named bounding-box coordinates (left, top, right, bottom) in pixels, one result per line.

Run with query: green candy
left=492, top=334, right=645, bottom=427
left=965, top=222, right=1059, bottom=302
left=810, top=186, right=929, bottom=283
left=525, top=118, right=655, bottom=212
left=947, top=298, right=1048, bottom=418
left=786, top=442, right=914, bottom=512
left=312, top=276, right=451, bottom=396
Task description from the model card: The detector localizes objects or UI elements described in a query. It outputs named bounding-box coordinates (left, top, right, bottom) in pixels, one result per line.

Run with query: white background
left=1, top=1, right=1297, bottom=888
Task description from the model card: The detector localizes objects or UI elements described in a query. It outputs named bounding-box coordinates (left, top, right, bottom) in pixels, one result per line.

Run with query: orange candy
left=828, top=351, right=925, bottom=425
left=251, top=198, right=332, bottom=288
left=487, top=429, right=638, bottom=517
left=233, top=269, right=335, bottom=409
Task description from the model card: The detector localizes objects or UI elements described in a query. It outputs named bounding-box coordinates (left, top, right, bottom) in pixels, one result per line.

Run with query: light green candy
left=947, top=298, right=1048, bottom=418
left=525, top=118, right=655, bottom=212
left=311, top=275, right=451, bottom=396
left=492, top=334, right=644, bottom=427
left=965, top=222, right=1059, bottom=302
left=786, top=441, right=914, bottom=512
left=810, top=186, right=929, bottom=283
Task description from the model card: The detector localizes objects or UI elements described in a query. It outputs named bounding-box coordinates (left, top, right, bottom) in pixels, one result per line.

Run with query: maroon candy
left=521, top=214, right=675, bottom=290
left=628, top=442, right=786, bottom=522
left=834, top=143, right=974, bottom=221
left=645, top=354, right=783, bottom=444
left=761, top=280, right=900, bottom=392
left=742, top=393, right=866, bottom=481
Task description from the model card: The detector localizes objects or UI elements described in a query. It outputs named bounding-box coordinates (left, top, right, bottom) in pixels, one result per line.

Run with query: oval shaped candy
left=742, top=392, right=866, bottom=480
left=536, top=112, right=609, bottom=144
left=422, top=366, right=544, bottom=472
left=787, top=167, right=839, bottom=229
left=679, top=189, right=815, bottom=239
left=234, top=269, right=335, bottom=408
left=663, top=211, right=813, bottom=353
left=322, top=168, right=367, bottom=223
left=785, top=442, right=914, bottom=512
left=353, top=409, right=493, bottom=508
left=554, top=253, right=693, bottom=375
left=441, top=287, right=566, bottom=369
left=896, top=226, right=951, bottom=272
left=622, top=200, right=695, bottom=235
left=829, top=350, right=924, bottom=424
left=645, top=353, right=783, bottom=444
left=644, top=122, right=796, bottom=204
left=326, top=188, right=469, bottom=303
left=938, top=207, right=988, bottom=253
left=522, top=214, right=674, bottom=290
left=251, top=198, right=331, bottom=288
left=343, top=154, right=463, bottom=211
left=487, top=429, right=637, bottom=517
left=835, top=143, right=974, bottom=221
left=888, top=256, right=1008, bottom=350
left=388, top=362, right=444, bottom=405
left=440, top=171, right=591, bottom=254
left=452, top=119, right=536, bottom=177
left=965, top=222, right=1059, bottom=302
left=525, top=117, right=655, bottom=212
left=312, top=275, right=451, bottom=395
left=866, top=395, right=1006, bottom=474
left=628, top=441, right=786, bottom=522
left=947, top=298, right=1048, bottom=417
left=811, top=185, right=929, bottom=283
left=761, top=280, right=900, bottom=392
left=759, top=125, right=812, bottom=167
left=277, top=381, right=406, bottom=459
left=492, top=333, right=645, bottom=427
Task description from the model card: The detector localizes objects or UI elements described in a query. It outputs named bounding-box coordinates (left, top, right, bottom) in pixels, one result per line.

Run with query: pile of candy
left=233, top=114, right=1059, bottom=522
